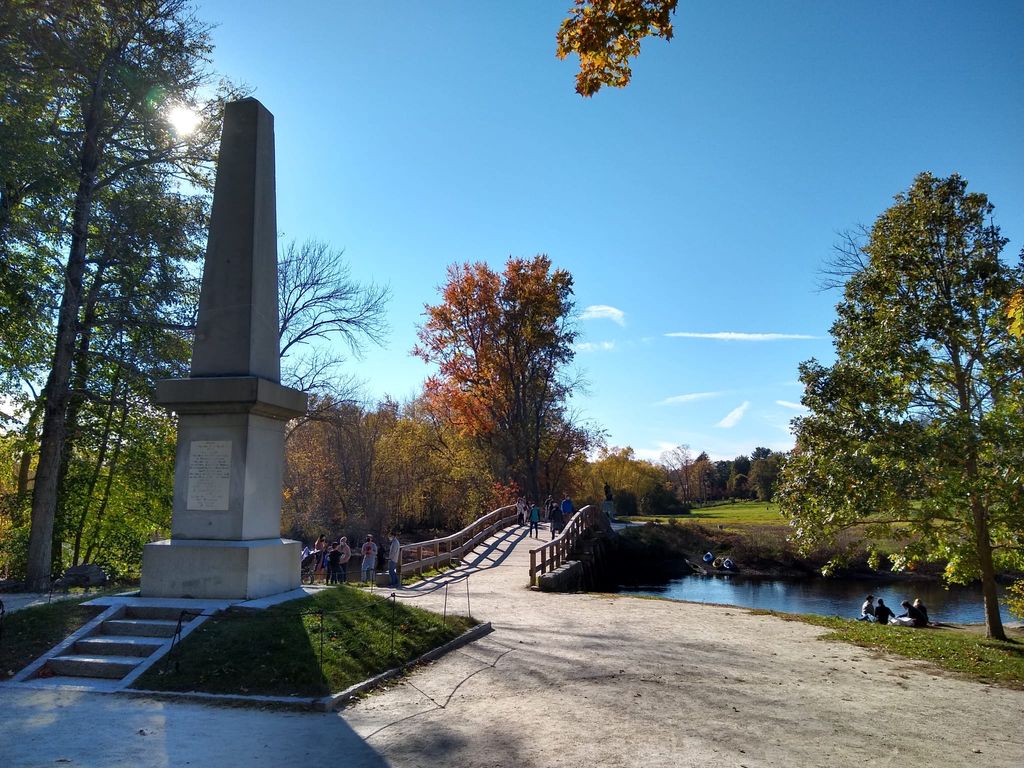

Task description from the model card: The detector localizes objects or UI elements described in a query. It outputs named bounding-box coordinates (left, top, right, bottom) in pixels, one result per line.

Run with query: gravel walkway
left=2, top=524, right=1022, bottom=767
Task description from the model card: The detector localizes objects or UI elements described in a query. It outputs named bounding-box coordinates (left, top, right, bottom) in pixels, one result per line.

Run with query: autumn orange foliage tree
left=282, top=395, right=508, bottom=544
left=414, top=256, right=585, bottom=501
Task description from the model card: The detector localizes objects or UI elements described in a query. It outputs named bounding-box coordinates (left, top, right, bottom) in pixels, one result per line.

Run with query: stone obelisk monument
left=141, top=98, right=307, bottom=599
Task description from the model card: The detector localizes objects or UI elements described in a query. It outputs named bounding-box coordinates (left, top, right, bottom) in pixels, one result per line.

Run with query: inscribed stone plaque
left=187, top=440, right=232, bottom=511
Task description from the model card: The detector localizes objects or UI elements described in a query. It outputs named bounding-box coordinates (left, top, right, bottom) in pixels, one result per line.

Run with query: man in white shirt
left=387, top=532, right=401, bottom=588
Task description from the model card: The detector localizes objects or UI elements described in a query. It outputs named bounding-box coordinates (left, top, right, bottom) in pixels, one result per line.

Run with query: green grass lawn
left=619, top=501, right=784, bottom=526
left=766, top=611, right=1024, bottom=689
left=0, top=597, right=105, bottom=679
left=133, top=585, right=476, bottom=697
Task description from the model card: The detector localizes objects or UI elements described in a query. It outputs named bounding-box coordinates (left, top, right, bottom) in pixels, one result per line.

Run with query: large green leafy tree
left=3, top=0, right=228, bottom=589
left=777, top=173, right=1024, bottom=640
left=55, top=175, right=206, bottom=576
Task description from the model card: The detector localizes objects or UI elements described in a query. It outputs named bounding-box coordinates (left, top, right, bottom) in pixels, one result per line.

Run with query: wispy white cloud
left=716, top=401, right=750, bottom=428
left=775, top=400, right=806, bottom=410
left=574, top=340, right=615, bottom=353
left=665, top=331, right=818, bottom=341
left=582, top=305, right=626, bottom=326
left=655, top=391, right=720, bottom=406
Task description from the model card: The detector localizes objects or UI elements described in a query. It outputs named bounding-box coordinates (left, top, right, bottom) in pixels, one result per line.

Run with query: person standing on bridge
left=549, top=500, right=564, bottom=540
left=560, top=494, right=574, bottom=527
left=516, top=496, right=527, bottom=526
left=529, top=500, right=541, bottom=538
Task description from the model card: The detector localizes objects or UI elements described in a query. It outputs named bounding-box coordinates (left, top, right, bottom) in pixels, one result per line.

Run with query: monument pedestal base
left=140, top=538, right=300, bottom=599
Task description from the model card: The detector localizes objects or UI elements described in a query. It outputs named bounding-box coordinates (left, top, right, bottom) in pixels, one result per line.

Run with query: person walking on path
left=529, top=501, right=541, bottom=538
left=387, top=532, right=401, bottom=588
left=360, top=534, right=378, bottom=584
left=516, top=496, right=527, bottom=526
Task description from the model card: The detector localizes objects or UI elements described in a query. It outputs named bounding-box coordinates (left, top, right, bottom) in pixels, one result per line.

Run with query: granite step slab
left=123, top=605, right=199, bottom=622
left=101, top=618, right=178, bottom=638
left=74, top=635, right=166, bottom=657
left=46, top=654, right=143, bottom=679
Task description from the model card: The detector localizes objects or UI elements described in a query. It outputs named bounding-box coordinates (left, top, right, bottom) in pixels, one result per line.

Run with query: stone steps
left=34, top=604, right=202, bottom=686
left=46, top=654, right=145, bottom=679
left=101, top=618, right=179, bottom=637
left=74, top=635, right=166, bottom=657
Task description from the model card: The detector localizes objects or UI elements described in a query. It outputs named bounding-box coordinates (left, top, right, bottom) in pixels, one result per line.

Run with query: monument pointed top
left=190, top=98, right=280, bottom=381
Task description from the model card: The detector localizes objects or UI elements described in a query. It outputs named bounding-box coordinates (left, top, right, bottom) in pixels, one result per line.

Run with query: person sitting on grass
left=913, top=598, right=930, bottom=625
left=892, top=599, right=928, bottom=627
left=857, top=594, right=876, bottom=621
left=874, top=598, right=895, bottom=625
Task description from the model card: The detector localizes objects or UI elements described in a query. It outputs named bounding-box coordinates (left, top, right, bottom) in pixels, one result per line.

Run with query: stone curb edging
left=123, top=621, right=493, bottom=712
left=317, top=621, right=494, bottom=712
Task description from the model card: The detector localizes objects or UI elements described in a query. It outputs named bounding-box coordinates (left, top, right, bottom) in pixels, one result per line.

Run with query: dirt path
left=2, top=524, right=1022, bottom=767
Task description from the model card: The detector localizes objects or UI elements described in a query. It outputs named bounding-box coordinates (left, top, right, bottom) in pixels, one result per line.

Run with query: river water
left=619, top=575, right=1020, bottom=624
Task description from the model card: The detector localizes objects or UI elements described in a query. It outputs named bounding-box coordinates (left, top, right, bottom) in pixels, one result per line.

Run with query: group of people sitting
left=858, top=594, right=930, bottom=626
left=301, top=531, right=402, bottom=587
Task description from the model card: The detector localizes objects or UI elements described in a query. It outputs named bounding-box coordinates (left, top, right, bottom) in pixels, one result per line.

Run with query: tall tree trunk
left=82, top=401, right=128, bottom=566
left=25, top=77, right=104, bottom=591
left=969, top=492, right=1006, bottom=640
left=953, top=348, right=1006, bottom=641
left=64, top=263, right=108, bottom=565
left=15, top=400, right=44, bottom=505
left=72, top=369, right=121, bottom=565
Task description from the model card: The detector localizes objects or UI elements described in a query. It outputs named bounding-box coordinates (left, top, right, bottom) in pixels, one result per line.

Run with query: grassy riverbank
left=616, top=518, right=853, bottom=579
left=768, top=611, right=1024, bottom=689
left=133, top=586, right=475, bottom=697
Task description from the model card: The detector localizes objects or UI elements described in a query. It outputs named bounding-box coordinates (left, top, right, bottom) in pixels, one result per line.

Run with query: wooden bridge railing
left=399, top=504, right=518, bottom=580
left=528, top=504, right=600, bottom=586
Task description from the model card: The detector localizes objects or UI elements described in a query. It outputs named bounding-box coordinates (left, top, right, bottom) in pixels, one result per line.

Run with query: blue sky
left=196, top=0, right=1024, bottom=461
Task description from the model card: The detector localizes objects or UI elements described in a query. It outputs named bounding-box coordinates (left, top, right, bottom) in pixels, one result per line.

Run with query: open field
left=618, top=500, right=785, bottom=526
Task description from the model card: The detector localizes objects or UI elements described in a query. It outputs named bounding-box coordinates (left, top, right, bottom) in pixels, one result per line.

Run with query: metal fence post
left=390, top=594, right=397, bottom=656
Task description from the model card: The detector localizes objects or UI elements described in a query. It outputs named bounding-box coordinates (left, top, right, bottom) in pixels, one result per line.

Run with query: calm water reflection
left=620, top=575, right=1020, bottom=624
